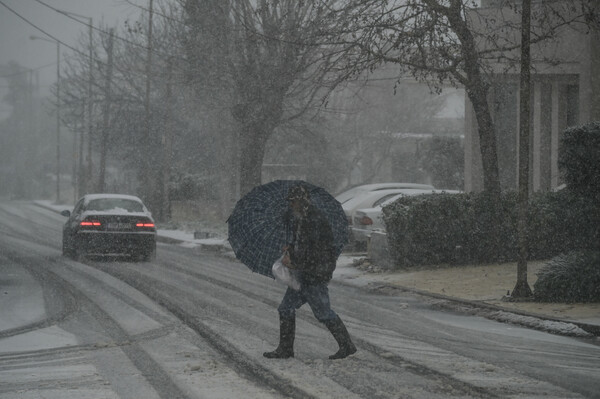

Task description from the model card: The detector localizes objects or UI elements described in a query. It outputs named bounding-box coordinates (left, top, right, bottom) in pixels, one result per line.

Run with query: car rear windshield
left=86, top=198, right=144, bottom=213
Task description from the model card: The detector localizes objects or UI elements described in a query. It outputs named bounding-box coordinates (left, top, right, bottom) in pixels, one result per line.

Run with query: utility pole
left=513, top=0, right=533, bottom=299
left=161, top=57, right=174, bottom=222
left=73, top=114, right=78, bottom=203
left=50, top=8, right=93, bottom=196
left=56, top=42, right=61, bottom=203
left=78, top=101, right=85, bottom=198
left=142, top=0, right=154, bottom=207
left=86, top=17, right=94, bottom=195
left=98, top=29, right=114, bottom=193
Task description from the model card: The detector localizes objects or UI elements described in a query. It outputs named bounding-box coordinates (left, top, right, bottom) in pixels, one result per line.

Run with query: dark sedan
left=61, top=194, right=156, bottom=261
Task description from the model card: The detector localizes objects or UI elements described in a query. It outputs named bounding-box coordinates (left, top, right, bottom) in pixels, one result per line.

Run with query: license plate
left=107, top=222, right=131, bottom=230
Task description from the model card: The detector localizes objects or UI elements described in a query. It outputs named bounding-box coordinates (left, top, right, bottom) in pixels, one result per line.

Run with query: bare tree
left=181, top=0, right=345, bottom=196
left=322, top=0, right=599, bottom=195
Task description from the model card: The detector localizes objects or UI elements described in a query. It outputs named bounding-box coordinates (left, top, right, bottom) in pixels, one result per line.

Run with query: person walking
left=263, top=184, right=357, bottom=360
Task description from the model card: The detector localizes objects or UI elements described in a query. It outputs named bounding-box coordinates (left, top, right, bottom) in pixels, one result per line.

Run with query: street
left=1, top=200, right=599, bottom=399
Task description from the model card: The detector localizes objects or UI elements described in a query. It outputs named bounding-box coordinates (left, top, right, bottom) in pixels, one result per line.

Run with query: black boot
left=263, top=316, right=295, bottom=359
left=324, top=316, right=357, bottom=360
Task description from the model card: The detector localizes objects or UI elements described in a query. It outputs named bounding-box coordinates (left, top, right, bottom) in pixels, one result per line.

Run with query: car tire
left=138, top=246, right=156, bottom=262
left=62, top=235, right=76, bottom=259
left=139, top=251, right=154, bottom=262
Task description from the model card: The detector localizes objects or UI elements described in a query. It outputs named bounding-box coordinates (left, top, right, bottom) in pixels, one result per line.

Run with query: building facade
left=465, top=0, right=600, bottom=192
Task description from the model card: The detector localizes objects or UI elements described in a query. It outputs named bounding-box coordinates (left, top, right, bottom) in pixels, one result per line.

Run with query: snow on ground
left=489, top=311, right=592, bottom=337
left=27, top=200, right=600, bottom=338
left=157, top=229, right=227, bottom=248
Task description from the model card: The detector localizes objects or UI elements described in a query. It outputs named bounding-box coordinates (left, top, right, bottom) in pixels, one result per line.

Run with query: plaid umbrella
left=227, top=180, right=348, bottom=278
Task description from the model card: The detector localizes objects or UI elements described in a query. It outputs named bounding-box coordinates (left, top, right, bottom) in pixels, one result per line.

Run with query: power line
left=33, top=0, right=152, bottom=52
left=0, top=0, right=82, bottom=54
left=123, top=0, right=185, bottom=24
left=32, top=0, right=189, bottom=64
left=1, top=0, right=189, bottom=77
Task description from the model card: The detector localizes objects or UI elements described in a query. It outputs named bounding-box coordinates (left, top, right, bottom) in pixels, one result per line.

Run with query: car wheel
left=138, top=243, right=156, bottom=262
left=62, top=235, right=76, bottom=258
left=141, top=248, right=156, bottom=262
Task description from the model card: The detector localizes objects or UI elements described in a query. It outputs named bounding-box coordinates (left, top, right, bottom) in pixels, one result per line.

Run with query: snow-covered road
left=1, top=200, right=599, bottom=398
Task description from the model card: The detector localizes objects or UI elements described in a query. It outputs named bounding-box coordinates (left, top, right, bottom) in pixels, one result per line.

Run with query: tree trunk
left=445, top=3, right=501, bottom=195
left=97, top=29, right=114, bottom=193
left=467, top=87, right=501, bottom=196
left=239, top=125, right=268, bottom=196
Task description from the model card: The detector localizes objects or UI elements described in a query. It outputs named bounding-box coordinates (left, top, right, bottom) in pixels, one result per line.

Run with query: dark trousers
left=277, top=283, right=338, bottom=322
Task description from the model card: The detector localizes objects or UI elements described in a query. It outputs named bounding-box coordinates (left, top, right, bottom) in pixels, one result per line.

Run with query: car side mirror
left=60, top=210, right=71, bottom=217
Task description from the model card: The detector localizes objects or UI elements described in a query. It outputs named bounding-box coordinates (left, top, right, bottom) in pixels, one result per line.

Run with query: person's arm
left=282, top=246, right=292, bottom=267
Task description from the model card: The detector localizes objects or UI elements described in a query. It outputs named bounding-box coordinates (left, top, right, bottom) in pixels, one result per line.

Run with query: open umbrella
left=227, top=180, right=348, bottom=278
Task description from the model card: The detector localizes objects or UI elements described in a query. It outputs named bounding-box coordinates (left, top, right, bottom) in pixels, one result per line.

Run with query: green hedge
left=383, top=192, right=471, bottom=266
left=529, top=190, right=600, bottom=257
left=382, top=122, right=600, bottom=269
left=559, top=122, right=600, bottom=198
left=382, top=190, right=598, bottom=268
left=534, top=250, right=600, bottom=303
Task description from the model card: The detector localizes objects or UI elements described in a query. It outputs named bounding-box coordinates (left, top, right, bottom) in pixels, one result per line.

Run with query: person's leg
left=263, top=287, right=305, bottom=359
left=304, top=284, right=357, bottom=360
left=323, top=316, right=357, bottom=359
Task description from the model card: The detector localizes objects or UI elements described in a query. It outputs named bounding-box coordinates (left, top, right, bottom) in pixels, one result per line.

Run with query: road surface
left=1, top=200, right=599, bottom=398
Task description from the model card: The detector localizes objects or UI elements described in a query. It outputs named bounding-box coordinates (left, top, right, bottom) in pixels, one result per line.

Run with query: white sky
left=0, top=0, right=143, bottom=117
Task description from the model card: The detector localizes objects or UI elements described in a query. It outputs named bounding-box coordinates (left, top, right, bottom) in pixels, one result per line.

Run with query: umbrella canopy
left=227, top=180, right=348, bottom=278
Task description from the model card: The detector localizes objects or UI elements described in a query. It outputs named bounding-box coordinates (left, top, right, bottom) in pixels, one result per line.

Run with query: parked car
left=341, top=188, right=435, bottom=225
left=335, top=182, right=435, bottom=205
left=352, top=189, right=462, bottom=245
left=61, top=194, right=156, bottom=261
left=342, top=188, right=439, bottom=251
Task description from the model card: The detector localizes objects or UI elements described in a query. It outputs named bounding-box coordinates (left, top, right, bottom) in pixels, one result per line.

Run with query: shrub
left=383, top=191, right=520, bottom=267
left=469, top=191, right=518, bottom=262
left=527, top=191, right=574, bottom=257
left=558, top=121, right=600, bottom=198
left=383, top=189, right=597, bottom=268
left=534, top=250, right=600, bottom=303
left=384, top=192, right=471, bottom=266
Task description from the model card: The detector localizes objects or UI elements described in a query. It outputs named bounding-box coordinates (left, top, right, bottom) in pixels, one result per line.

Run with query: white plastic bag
left=272, top=255, right=301, bottom=291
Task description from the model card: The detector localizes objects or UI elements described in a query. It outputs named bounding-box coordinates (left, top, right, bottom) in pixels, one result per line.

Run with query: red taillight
left=136, top=222, right=155, bottom=227
left=359, top=216, right=373, bottom=225
left=80, top=220, right=101, bottom=226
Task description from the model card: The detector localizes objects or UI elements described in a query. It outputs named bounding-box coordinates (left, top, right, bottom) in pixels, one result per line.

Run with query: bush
left=383, top=189, right=598, bottom=268
left=558, top=121, right=600, bottom=198
left=529, top=190, right=600, bottom=254
left=384, top=192, right=471, bottom=266
left=534, top=250, right=600, bottom=303
left=469, top=191, right=518, bottom=262
left=383, top=191, right=522, bottom=267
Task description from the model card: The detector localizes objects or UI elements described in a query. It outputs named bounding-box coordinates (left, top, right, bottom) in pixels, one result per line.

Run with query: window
left=86, top=198, right=144, bottom=213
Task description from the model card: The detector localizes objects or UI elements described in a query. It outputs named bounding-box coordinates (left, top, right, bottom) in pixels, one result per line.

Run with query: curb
left=362, top=282, right=600, bottom=337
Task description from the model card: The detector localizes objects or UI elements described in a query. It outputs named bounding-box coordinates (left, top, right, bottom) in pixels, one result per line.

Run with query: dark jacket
left=288, top=205, right=337, bottom=284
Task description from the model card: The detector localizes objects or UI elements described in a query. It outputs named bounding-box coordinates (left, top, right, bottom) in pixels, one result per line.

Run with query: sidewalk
left=332, top=256, right=600, bottom=337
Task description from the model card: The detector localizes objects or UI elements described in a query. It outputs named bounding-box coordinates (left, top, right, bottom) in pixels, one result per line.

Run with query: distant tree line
left=1, top=0, right=597, bottom=221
